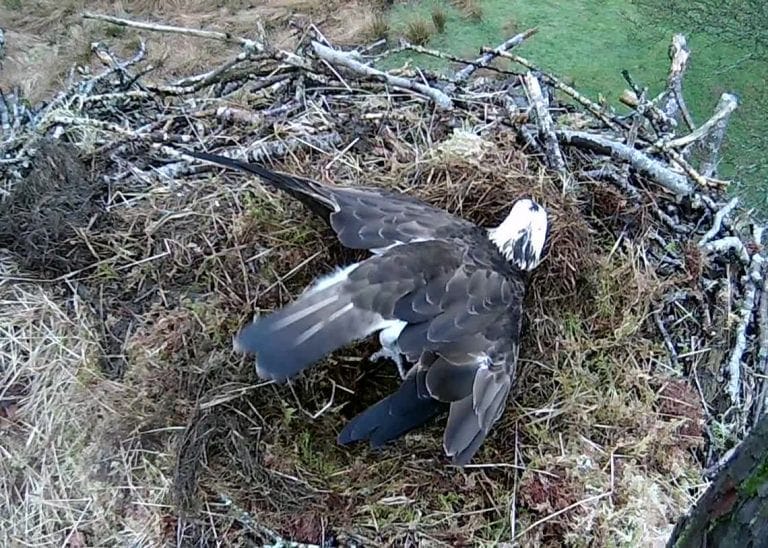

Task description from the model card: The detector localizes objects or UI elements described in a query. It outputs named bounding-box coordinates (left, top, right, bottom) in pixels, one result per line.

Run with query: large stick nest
left=0, top=14, right=765, bottom=548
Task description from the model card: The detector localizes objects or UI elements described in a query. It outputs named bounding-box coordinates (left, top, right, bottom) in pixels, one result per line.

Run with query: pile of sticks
left=0, top=11, right=764, bottom=472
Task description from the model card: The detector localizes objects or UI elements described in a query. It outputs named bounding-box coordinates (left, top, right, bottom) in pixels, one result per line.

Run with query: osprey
left=185, top=150, right=548, bottom=465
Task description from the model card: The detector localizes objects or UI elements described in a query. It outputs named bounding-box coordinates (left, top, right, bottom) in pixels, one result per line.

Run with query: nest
left=0, top=13, right=765, bottom=548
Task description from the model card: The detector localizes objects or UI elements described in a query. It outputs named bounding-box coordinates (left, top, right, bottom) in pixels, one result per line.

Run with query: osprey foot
left=370, top=347, right=408, bottom=380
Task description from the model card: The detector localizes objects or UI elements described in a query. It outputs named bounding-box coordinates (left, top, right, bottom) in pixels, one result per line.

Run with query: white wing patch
left=302, top=262, right=360, bottom=295
left=370, top=237, right=430, bottom=255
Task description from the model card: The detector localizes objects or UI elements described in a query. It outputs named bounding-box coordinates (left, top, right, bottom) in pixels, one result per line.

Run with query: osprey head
left=488, top=198, right=548, bottom=271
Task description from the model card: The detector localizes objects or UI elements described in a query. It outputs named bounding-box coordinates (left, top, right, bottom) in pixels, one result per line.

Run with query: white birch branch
left=454, top=28, right=538, bottom=83
left=522, top=72, right=567, bottom=183
left=311, top=41, right=453, bottom=110
left=656, top=34, right=694, bottom=130
left=698, top=93, right=740, bottom=178
left=653, top=93, right=738, bottom=153
left=725, top=226, right=765, bottom=405
left=700, top=197, right=739, bottom=246
left=555, top=129, right=693, bottom=195
left=702, top=236, right=751, bottom=264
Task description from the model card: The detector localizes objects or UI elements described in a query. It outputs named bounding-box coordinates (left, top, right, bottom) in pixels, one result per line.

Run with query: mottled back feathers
left=184, top=149, right=544, bottom=465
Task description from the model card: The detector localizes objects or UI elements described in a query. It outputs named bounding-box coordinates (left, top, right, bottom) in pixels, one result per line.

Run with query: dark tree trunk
left=667, top=414, right=768, bottom=547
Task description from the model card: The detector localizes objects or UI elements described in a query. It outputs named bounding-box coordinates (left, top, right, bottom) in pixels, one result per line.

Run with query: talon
left=370, top=348, right=388, bottom=362
left=395, top=358, right=408, bottom=380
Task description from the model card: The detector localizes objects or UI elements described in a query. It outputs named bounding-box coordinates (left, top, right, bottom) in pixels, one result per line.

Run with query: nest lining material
left=0, top=13, right=765, bottom=548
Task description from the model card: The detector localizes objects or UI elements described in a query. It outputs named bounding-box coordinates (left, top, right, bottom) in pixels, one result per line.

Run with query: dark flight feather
left=184, top=149, right=540, bottom=466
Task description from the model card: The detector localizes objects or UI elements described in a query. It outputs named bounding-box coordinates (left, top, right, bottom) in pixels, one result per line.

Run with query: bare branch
left=656, top=33, right=694, bottom=130
left=653, top=93, right=738, bottom=154
left=81, top=11, right=308, bottom=67
left=83, top=11, right=262, bottom=49
left=522, top=72, right=567, bottom=184
left=311, top=41, right=453, bottom=110
left=454, top=28, right=538, bottom=83
left=555, top=129, right=693, bottom=195
left=699, top=93, right=740, bottom=178
left=699, top=197, right=739, bottom=246
left=725, top=226, right=765, bottom=405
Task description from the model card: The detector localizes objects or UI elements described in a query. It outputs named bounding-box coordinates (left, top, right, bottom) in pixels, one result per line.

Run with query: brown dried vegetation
left=0, top=6, right=726, bottom=548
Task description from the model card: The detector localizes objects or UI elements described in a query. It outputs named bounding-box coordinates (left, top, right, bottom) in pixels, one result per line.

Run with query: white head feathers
left=488, top=198, right=548, bottom=271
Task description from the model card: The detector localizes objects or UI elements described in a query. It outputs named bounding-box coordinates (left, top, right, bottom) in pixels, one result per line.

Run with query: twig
left=725, top=226, right=765, bottom=405
left=489, top=49, right=625, bottom=132
left=454, top=28, right=538, bottom=83
left=357, top=38, right=387, bottom=56
left=397, top=42, right=519, bottom=82
left=514, top=492, right=612, bottom=540
left=654, top=310, right=680, bottom=372
left=656, top=34, right=694, bottom=131
left=555, top=129, right=693, bottom=195
left=699, top=197, right=739, bottom=246
left=311, top=41, right=453, bottom=110
left=521, top=72, right=567, bottom=184
left=702, top=236, right=751, bottom=264
left=698, top=93, right=739, bottom=178
left=169, top=50, right=257, bottom=90
left=219, top=493, right=321, bottom=548
left=650, top=93, right=738, bottom=154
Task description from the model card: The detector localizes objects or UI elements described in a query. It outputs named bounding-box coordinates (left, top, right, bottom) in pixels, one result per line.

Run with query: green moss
left=741, top=457, right=768, bottom=497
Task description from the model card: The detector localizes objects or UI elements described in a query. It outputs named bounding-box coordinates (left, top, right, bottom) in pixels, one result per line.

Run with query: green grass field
left=386, top=0, right=767, bottom=214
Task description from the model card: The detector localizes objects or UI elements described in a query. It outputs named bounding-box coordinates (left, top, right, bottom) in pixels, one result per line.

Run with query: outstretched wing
left=334, top=240, right=524, bottom=465
left=184, top=150, right=476, bottom=252
left=338, top=314, right=522, bottom=466
left=234, top=240, right=467, bottom=381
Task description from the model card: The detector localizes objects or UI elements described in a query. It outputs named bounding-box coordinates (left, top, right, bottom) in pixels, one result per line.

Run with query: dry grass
left=0, top=0, right=375, bottom=103
left=365, top=12, right=390, bottom=41
left=0, top=12, right=726, bottom=547
left=431, top=3, right=448, bottom=33
left=404, top=16, right=434, bottom=46
left=0, top=256, right=175, bottom=544
left=452, top=0, right=483, bottom=21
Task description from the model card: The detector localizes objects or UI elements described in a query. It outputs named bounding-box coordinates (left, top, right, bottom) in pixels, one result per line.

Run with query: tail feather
left=184, top=150, right=335, bottom=222
left=443, top=372, right=511, bottom=465
left=338, top=375, right=447, bottom=448
left=235, top=283, right=385, bottom=382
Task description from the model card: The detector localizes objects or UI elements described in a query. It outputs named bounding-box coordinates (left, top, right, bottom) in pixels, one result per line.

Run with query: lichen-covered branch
left=659, top=93, right=738, bottom=154
left=699, top=197, right=739, bottom=246
left=698, top=93, right=740, bottom=178
left=656, top=34, right=694, bottom=131
left=83, top=11, right=263, bottom=50
left=555, top=129, right=693, bottom=195
left=454, top=28, right=538, bottom=83
left=725, top=227, right=764, bottom=404
left=311, top=41, right=453, bottom=110
left=522, top=72, right=567, bottom=183
left=81, top=11, right=308, bottom=68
